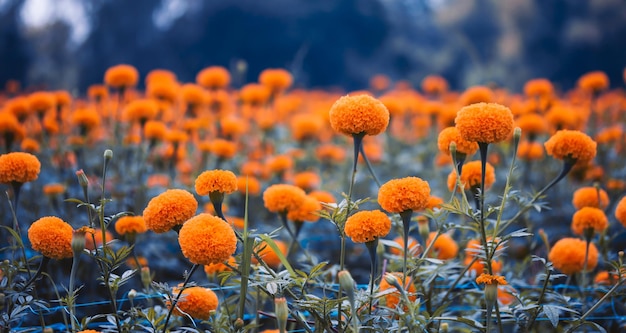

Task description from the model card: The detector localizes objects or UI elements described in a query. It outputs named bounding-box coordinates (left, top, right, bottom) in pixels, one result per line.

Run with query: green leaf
left=542, top=304, right=559, bottom=328
left=258, top=234, right=297, bottom=277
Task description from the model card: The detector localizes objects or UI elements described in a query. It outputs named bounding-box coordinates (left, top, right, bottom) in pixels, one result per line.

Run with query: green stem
left=366, top=239, right=379, bottom=315
left=69, top=255, right=80, bottom=333
left=399, top=210, right=413, bottom=288
left=359, top=143, right=381, bottom=187
left=525, top=269, right=551, bottom=332
left=477, top=143, right=493, bottom=275
left=162, top=264, right=199, bottom=333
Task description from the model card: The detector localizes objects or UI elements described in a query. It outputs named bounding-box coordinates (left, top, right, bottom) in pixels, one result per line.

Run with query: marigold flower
left=426, top=232, right=459, bottom=260
left=460, top=86, right=493, bottom=105
left=378, top=94, right=406, bottom=117
left=143, top=189, right=198, bottom=233
left=517, top=141, right=544, bottom=160
left=5, top=97, right=31, bottom=121
left=426, top=196, right=444, bottom=210
left=344, top=210, right=391, bottom=243
left=104, top=64, right=139, bottom=89
left=239, top=83, right=270, bottom=106
left=71, top=107, right=101, bottom=132
left=180, top=83, right=206, bottom=108
left=0, top=152, right=41, bottom=184
left=315, top=144, right=346, bottom=163
left=524, top=78, right=554, bottom=98
left=421, top=75, right=448, bottom=95
left=370, top=74, right=390, bottom=91
left=77, top=330, right=101, bottom=333
left=287, top=195, right=322, bottom=222
left=85, top=228, right=113, bottom=250
left=455, top=102, right=514, bottom=144
left=437, top=127, right=479, bottom=156
left=210, top=139, right=238, bottom=159
left=447, top=160, right=495, bottom=191
left=220, top=116, right=248, bottom=139
left=378, top=177, right=431, bottom=213
left=236, top=176, right=261, bottom=196
left=389, top=236, right=419, bottom=256
left=0, top=112, right=25, bottom=143
left=28, top=216, right=73, bottom=260
left=571, top=207, right=608, bottom=236
left=259, top=68, right=293, bottom=92
left=178, top=213, right=237, bottom=265
left=548, top=237, right=598, bottom=275
left=87, top=85, right=108, bottom=101
left=544, top=130, right=597, bottom=165
left=263, top=184, right=307, bottom=213
left=196, top=66, right=231, bottom=89
left=293, top=171, right=321, bottom=191
left=43, top=183, right=66, bottom=196
left=615, top=196, right=626, bottom=227
left=545, top=105, right=578, bottom=131
left=147, top=80, right=179, bottom=103
left=253, top=239, right=288, bottom=268
left=572, top=187, right=609, bottom=210
left=123, top=99, right=158, bottom=124
left=290, top=114, right=324, bottom=141
left=516, top=113, right=548, bottom=138
left=170, top=286, right=219, bottom=320
left=476, top=273, right=507, bottom=285
left=145, top=69, right=177, bottom=85
left=267, top=155, right=293, bottom=174
left=204, top=256, right=237, bottom=277
left=378, top=272, right=417, bottom=309
left=28, top=91, right=55, bottom=114
left=115, top=216, right=147, bottom=235
left=328, top=94, right=390, bottom=136
left=308, top=190, right=336, bottom=204
left=578, top=71, right=609, bottom=93
left=20, top=138, right=40, bottom=153
left=195, top=169, right=237, bottom=196
left=143, top=120, right=168, bottom=141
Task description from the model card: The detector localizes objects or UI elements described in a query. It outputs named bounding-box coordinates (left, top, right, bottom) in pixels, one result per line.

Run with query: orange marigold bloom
left=544, top=130, right=597, bottom=165
left=378, top=94, right=406, bottom=117
left=572, top=187, right=609, bottom=210
left=578, top=71, right=609, bottom=93
left=0, top=152, right=41, bottom=184
left=421, top=75, right=448, bottom=95
left=123, top=99, right=159, bottom=124
left=455, top=102, right=514, bottom=144
left=210, top=139, right=238, bottom=159
left=204, top=256, right=237, bottom=277
left=143, top=189, right=198, bottom=233
left=328, top=94, right=389, bottom=136
left=170, top=286, right=219, bottom=320
left=143, top=120, right=168, bottom=141
left=145, top=69, right=177, bottom=85
left=72, top=107, right=101, bottom=131
left=180, top=83, right=206, bottom=107
left=516, top=113, right=548, bottom=138
left=88, top=84, right=108, bottom=101
left=549, top=237, right=598, bottom=275
left=545, top=105, right=578, bottom=131
left=85, top=228, right=113, bottom=250
left=426, top=232, right=459, bottom=260
left=195, top=169, right=237, bottom=196
left=147, top=80, right=179, bottom=103
left=370, top=74, right=390, bottom=91
left=77, top=330, right=101, bottom=333
left=220, top=116, right=248, bottom=139
left=196, top=66, right=231, bottom=90
left=437, top=127, right=479, bottom=156
left=178, top=213, right=237, bottom=265
left=517, top=141, right=544, bottom=160
left=0, top=112, right=25, bottom=142
left=571, top=207, right=608, bottom=236
left=293, top=171, right=321, bottom=191
left=287, top=195, right=322, bottom=222
left=236, top=176, right=261, bottom=196
left=465, top=257, right=503, bottom=275
left=115, top=216, right=147, bottom=235
left=28, top=91, right=55, bottom=113
left=447, top=160, right=495, bottom=191
left=315, top=144, right=346, bottom=163
left=378, top=272, right=417, bottom=309
left=259, top=68, right=293, bottom=92
left=104, top=64, right=139, bottom=89
left=253, top=239, right=288, bottom=268
left=615, top=196, right=626, bottom=227
left=389, top=236, right=419, bottom=256
left=476, top=273, right=507, bottom=285
left=28, top=216, right=73, bottom=260
left=460, top=86, right=493, bottom=105
left=20, top=138, right=40, bottom=153
left=308, top=190, right=336, bottom=204
left=263, top=184, right=307, bottom=213
left=43, top=183, right=66, bottom=196
left=290, top=114, right=324, bottom=141
left=239, top=83, right=270, bottom=106
left=344, top=210, right=391, bottom=243
left=426, top=196, right=444, bottom=210
left=378, top=177, right=431, bottom=213
left=524, top=78, right=554, bottom=98
left=267, top=155, right=293, bottom=173
left=5, top=97, right=31, bottom=121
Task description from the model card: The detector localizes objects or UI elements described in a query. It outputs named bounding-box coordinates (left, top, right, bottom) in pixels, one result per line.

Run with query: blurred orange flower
left=544, top=130, right=597, bottom=165
left=572, top=187, right=609, bottom=210
left=104, top=64, right=139, bottom=89
left=447, top=160, right=495, bottom=191
left=115, top=216, right=147, bottom=235
left=0, top=152, right=41, bottom=184
left=571, top=207, right=608, bottom=236
left=263, top=184, right=307, bottom=213
left=549, top=237, right=598, bottom=275
left=437, top=126, right=479, bottom=156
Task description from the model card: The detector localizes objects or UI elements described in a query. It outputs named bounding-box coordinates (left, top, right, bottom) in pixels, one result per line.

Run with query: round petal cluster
left=178, top=214, right=237, bottom=265
left=239, top=83, right=270, bottom=106
left=259, top=68, right=293, bottom=91
left=144, top=121, right=168, bottom=141
left=253, top=240, right=288, bottom=269
left=523, top=78, right=554, bottom=98
left=329, top=95, right=390, bottom=136
left=460, top=86, right=493, bottom=105
left=293, top=171, right=321, bottom=191
left=290, top=114, right=324, bottom=141
left=447, top=160, right=495, bottom=191
left=476, top=273, right=508, bottom=285
left=548, top=238, right=598, bottom=275
left=115, top=216, right=147, bottom=235
left=517, top=141, right=544, bottom=161
left=389, top=236, right=420, bottom=256
left=378, top=177, right=431, bottom=213
left=571, top=207, right=608, bottom=236
left=545, top=105, right=578, bottom=130
left=426, top=232, right=459, bottom=260
left=0, top=152, right=41, bottom=184
left=516, top=113, right=548, bottom=137
left=615, top=196, right=626, bottom=227
left=577, top=71, right=609, bottom=92
left=544, top=130, right=597, bottom=165
left=344, top=210, right=392, bottom=243
left=236, top=176, right=261, bottom=196
left=28, top=216, right=73, bottom=260
left=210, top=139, right=238, bottom=159
left=28, top=91, right=55, bottom=112
left=104, top=64, right=139, bottom=88
left=437, top=127, right=479, bottom=156
left=123, top=99, right=158, bottom=123
left=421, top=75, right=448, bottom=95
left=143, top=189, right=198, bottom=233
left=181, top=83, right=206, bottom=106
left=204, top=256, right=237, bottom=277
left=455, top=102, right=514, bottom=144
left=195, top=169, right=238, bottom=196
left=378, top=272, right=417, bottom=309
left=71, top=107, right=101, bottom=131
left=0, top=113, right=25, bottom=142
left=572, top=187, right=609, bottom=210
left=287, top=195, right=322, bottom=222
left=171, top=286, right=219, bottom=320
left=263, top=184, right=307, bottom=213
left=196, top=66, right=231, bottom=89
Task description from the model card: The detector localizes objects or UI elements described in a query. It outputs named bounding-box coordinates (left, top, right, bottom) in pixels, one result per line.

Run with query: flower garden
left=1, top=65, right=626, bottom=332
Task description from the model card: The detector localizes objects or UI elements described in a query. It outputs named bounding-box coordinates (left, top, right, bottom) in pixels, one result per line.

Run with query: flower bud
left=275, top=297, right=288, bottom=333
left=71, top=229, right=87, bottom=256
left=514, top=127, right=522, bottom=141
left=76, top=169, right=89, bottom=188
left=104, top=149, right=113, bottom=161
left=449, top=141, right=457, bottom=156
left=440, top=323, right=449, bottom=333
left=128, top=289, right=137, bottom=301
left=234, top=318, right=245, bottom=329
left=338, top=270, right=356, bottom=310
left=141, top=267, right=152, bottom=289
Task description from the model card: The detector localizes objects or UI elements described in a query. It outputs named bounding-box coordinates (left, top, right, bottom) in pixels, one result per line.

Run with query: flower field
left=1, top=66, right=626, bottom=332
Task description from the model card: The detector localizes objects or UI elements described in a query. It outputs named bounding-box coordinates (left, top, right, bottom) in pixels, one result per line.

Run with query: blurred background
left=0, top=0, right=625, bottom=93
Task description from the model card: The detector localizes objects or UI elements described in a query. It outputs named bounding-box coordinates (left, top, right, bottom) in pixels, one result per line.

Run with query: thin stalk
left=568, top=279, right=626, bottom=330
left=162, top=264, right=199, bottom=333
left=359, top=143, right=381, bottom=187
left=525, top=269, right=552, bottom=332
left=477, top=143, right=493, bottom=274
left=68, top=255, right=80, bottom=333
left=366, top=240, right=378, bottom=315
left=399, top=210, right=413, bottom=288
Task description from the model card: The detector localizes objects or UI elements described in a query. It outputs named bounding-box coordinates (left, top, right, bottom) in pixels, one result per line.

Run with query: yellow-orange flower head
left=287, top=195, right=322, bottom=222
left=253, top=240, right=288, bottom=269
left=544, top=130, right=597, bottom=165
left=28, top=216, right=73, bottom=260
left=196, top=66, right=231, bottom=90
left=475, top=273, right=507, bottom=285
left=549, top=237, right=598, bottom=275
left=259, top=68, right=293, bottom=92
left=170, top=286, right=219, bottom=320
left=426, top=232, right=459, bottom=260
left=572, top=187, right=609, bottom=210
left=447, top=160, right=495, bottom=191
left=578, top=71, right=609, bottom=93
left=263, top=184, right=307, bottom=213
left=328, top=95, right=389, bottom=136
left=178, top=214, right=237, bottom=265
left=115, top=216, right=147, bottom=235
left=615, top=196, right=626, bottom=228
left=344, top=210, right=391, bottom=243
left=455, top=102, right=514, bottom=144
left=195, top=169, right=238, bottom=196
left=0, top=152, right=41, bottom=184
left=437, top=127, right=479, bottom=156
left=104, top=64, right=139, bottom=89
left=378, top=272, right=417, bottom=309
left=378, top=177, right=431, bottom=213
left=571, top=207, right=608, bottom=236
left=143, top=189, right=198, bottom=233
